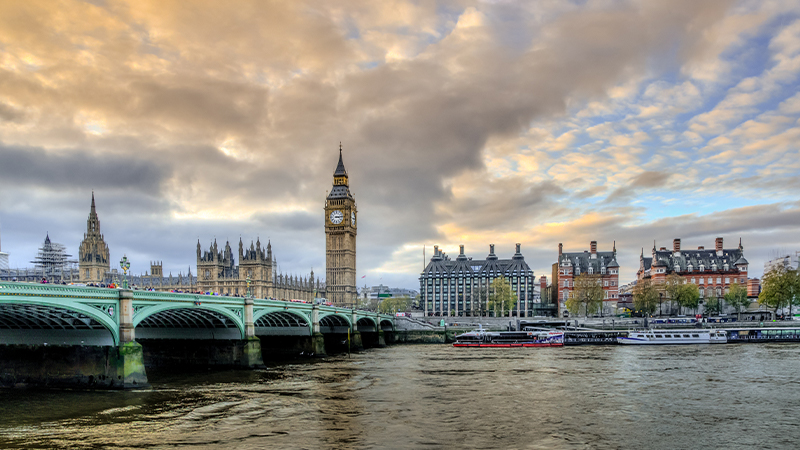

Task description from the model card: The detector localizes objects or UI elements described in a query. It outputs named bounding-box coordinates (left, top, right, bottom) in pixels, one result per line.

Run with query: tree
left=633, top=279, right=659, bottom=316
left=704, top=295, right=723, bottom=316
left=759, top=266, right=799, bottom=317
left=488, top=276, right=517, bottom=317
left=664, top=274, right=684, bottom=315
left=473, top=284, right=491, bottom=317
left=572, top=273, right=604, bottom=318
left=378, top=296, right=413, bottom=315
left=678, top=283, right=700, bottom=314
left=724, top=283, right=750, bottom=321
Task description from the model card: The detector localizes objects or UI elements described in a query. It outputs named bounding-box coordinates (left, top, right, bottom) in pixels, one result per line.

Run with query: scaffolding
left=28, top=234, right=78, bottom=282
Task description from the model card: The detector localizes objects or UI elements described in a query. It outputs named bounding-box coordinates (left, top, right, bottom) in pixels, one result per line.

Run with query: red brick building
left=637, top=237, right=749, bottom=305
left=555, top=241, right=620, bottom=317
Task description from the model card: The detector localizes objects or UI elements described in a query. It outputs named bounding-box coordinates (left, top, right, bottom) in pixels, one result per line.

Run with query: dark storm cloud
left=0, top=0, right=760, bottom=288
left=603, top=170, right=673, bottom=203
left=0, top=144, right=165, bottom=193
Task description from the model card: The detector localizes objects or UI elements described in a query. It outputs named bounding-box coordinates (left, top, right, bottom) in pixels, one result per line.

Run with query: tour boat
left=617, top=329, right=727, bottom=345
left=453, top=329, right=564, bottom=347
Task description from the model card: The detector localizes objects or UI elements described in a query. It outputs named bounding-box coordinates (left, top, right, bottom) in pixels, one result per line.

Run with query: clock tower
left=325, top=144, right=357, bottom=307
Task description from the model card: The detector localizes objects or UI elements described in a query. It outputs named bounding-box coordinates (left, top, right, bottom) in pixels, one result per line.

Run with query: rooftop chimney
left=558, top=243, right=563, bottom=256
left=459, top=244, right=464, bottom=255
left=434, top=245, right=439, bottom=255
left=673, top=238, right=681, bottom=253
left=660, top=247, right=667, bottom=251
left=715, top=237, right=723, bottom=253
left=489, top=244, right=495, bottom=255
left=698, top=246, right=704, bottom=250
left=590, top=241, right=597, bottom=254
left=516, top=243, right=521, bottom=254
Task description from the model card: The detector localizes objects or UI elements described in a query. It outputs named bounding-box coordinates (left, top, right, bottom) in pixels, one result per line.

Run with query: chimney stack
left=434, top=245, right=439, bottom=256
left=673, top=238, right=681, bottom=253
left=590, top=241, right=597, bottom=254
left=516, top=243, right=521, bottom=254
left=715, top=237, right=723, bottom=256
left=489, top=244, right=495, bottom=255
left=459, top=244, right=464, bottom=255
left=558, top=243, right=563, bottom=256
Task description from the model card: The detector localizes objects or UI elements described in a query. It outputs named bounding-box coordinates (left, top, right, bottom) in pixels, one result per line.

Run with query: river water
left=1, top=344, right=799, bottom=449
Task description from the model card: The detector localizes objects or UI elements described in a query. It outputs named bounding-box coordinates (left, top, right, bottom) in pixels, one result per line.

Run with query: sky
left=1, top=0, right=799, bottom=290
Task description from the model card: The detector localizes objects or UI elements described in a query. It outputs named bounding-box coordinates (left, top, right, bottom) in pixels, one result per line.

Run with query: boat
left=617, top=329, right=727, bottom=345
left=453, top=328, right=564, bottom=347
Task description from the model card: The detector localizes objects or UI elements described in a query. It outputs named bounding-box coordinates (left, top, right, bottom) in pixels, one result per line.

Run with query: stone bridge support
left=350, top=310, right=364, bottom=351
left=309, top=304, right=326, bottom=356
left=116, top=289, right=148, bottom=388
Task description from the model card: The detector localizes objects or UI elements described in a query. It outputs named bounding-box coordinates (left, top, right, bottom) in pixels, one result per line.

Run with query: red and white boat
left=453, top=328, right=564, bottom=347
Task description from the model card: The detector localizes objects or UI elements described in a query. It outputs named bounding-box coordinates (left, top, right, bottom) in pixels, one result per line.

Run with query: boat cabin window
left=683, top=334, right=690, bottom=338
left=692, top=334, right=699, bottom=338
left=655, top=335, right=662, bottom=338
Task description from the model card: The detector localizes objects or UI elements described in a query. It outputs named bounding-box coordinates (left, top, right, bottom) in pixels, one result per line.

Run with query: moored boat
left=617, top=329, right=727, bottom=345
left=453, top=329, right=564, bottom=347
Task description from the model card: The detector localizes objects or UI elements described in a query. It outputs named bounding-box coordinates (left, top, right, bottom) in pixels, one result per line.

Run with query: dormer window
left=601, top=267, right=606, bottom=274
left=699, top=264, right=705, bottom=271
left=687, top=264, right=693, bottom=272
left=723, top=263, right=729, bottom=271
left=588, top=266, right=593, bottom=274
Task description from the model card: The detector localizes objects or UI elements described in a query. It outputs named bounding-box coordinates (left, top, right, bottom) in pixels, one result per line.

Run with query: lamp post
left=119, top=255, right=130, bottom=289
left=246, top=274, right=252, bottom=298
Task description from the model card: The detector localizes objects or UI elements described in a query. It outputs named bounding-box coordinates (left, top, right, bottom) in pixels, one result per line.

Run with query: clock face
left=330, top=210, right=344, bottom=224
left=351, top=211, right=356, bottom=226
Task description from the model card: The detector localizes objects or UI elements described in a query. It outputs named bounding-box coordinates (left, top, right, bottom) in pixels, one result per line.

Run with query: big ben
left=325, top=144, right=357, bottom=307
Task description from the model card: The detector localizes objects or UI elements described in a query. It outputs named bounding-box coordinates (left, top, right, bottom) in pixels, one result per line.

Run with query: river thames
left=1, top=343, right=798, bottom=449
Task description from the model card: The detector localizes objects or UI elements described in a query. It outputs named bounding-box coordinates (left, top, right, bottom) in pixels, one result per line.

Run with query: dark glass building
left=419, top=244, right=538, bottom=317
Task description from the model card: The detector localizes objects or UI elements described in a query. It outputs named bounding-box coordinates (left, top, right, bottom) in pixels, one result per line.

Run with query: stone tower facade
left=325, top=145, right=358, bottom=307
left=78, top=193, right=110, bottom=283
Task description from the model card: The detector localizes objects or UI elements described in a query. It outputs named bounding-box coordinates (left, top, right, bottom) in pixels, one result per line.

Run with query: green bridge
left=0, top=282, right=396, bottom=389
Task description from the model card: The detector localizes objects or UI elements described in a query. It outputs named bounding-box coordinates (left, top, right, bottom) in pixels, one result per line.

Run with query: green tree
left=678, top=283, right=700, bottom=314
left=759, top=266, right=800, bottom=317
left=572, top=273, right=604, bottom=318
left=724, top=283, right=750, bottom=321
left=704, top=295, right=723, bottom=316
left=378, top=296, right=413, bottom=315
left=488, top=276, right=517, bottom=317
left=664, top=274, right=684, bottom=315
left=633, top=279, right=659, bottom=316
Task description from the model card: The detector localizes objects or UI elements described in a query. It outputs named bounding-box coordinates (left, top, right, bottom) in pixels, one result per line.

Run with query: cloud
left=1, top=0, right=799, bottom=291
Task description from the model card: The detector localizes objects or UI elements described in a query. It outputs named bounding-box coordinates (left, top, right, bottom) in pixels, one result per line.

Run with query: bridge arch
left=133, top=304, right=245, bottom=340
left=380, top=319, right=394, bottom=332
left=0, top=300, right=119, bottom=346
left=318, top=313, right=351, bottom=334
left=253, top=310, right=311, bottom=336
left=356, top=317, right=377, bottom=332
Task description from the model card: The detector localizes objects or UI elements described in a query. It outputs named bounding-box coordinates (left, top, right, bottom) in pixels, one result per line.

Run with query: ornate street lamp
left=120, top=255, right=131, bottom=289
left=246, top=274, right=252, bottom=298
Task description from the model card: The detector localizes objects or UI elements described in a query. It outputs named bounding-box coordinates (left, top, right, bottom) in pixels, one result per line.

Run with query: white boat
left=617, top=329, right=727, bottom=345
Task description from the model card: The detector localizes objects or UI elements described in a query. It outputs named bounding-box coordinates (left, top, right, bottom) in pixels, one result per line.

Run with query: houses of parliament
left=18, top=147, right=359, bottom=306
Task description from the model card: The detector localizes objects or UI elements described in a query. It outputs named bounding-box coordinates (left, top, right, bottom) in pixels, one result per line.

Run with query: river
left=1, top=343, right=798, bottom=449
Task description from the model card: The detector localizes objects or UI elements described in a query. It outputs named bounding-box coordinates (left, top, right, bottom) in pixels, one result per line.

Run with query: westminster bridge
left=0, top=281, right=395, bottom=389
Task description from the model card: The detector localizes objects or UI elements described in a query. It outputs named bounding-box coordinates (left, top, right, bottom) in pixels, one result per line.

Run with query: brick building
left=637, top=237, right=749, bottom=308
left=555, top=241, right=620, bottom=317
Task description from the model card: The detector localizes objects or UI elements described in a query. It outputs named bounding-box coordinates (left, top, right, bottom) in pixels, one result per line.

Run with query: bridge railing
left=0, top=281, right=120, bottom=300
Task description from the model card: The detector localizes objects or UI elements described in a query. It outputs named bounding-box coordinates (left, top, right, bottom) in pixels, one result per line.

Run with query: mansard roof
left=559, top=250, right=618, bottom=273
left=421, top=245, right=533, bottom=278
left=641, top=247, right=747, bottom=273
